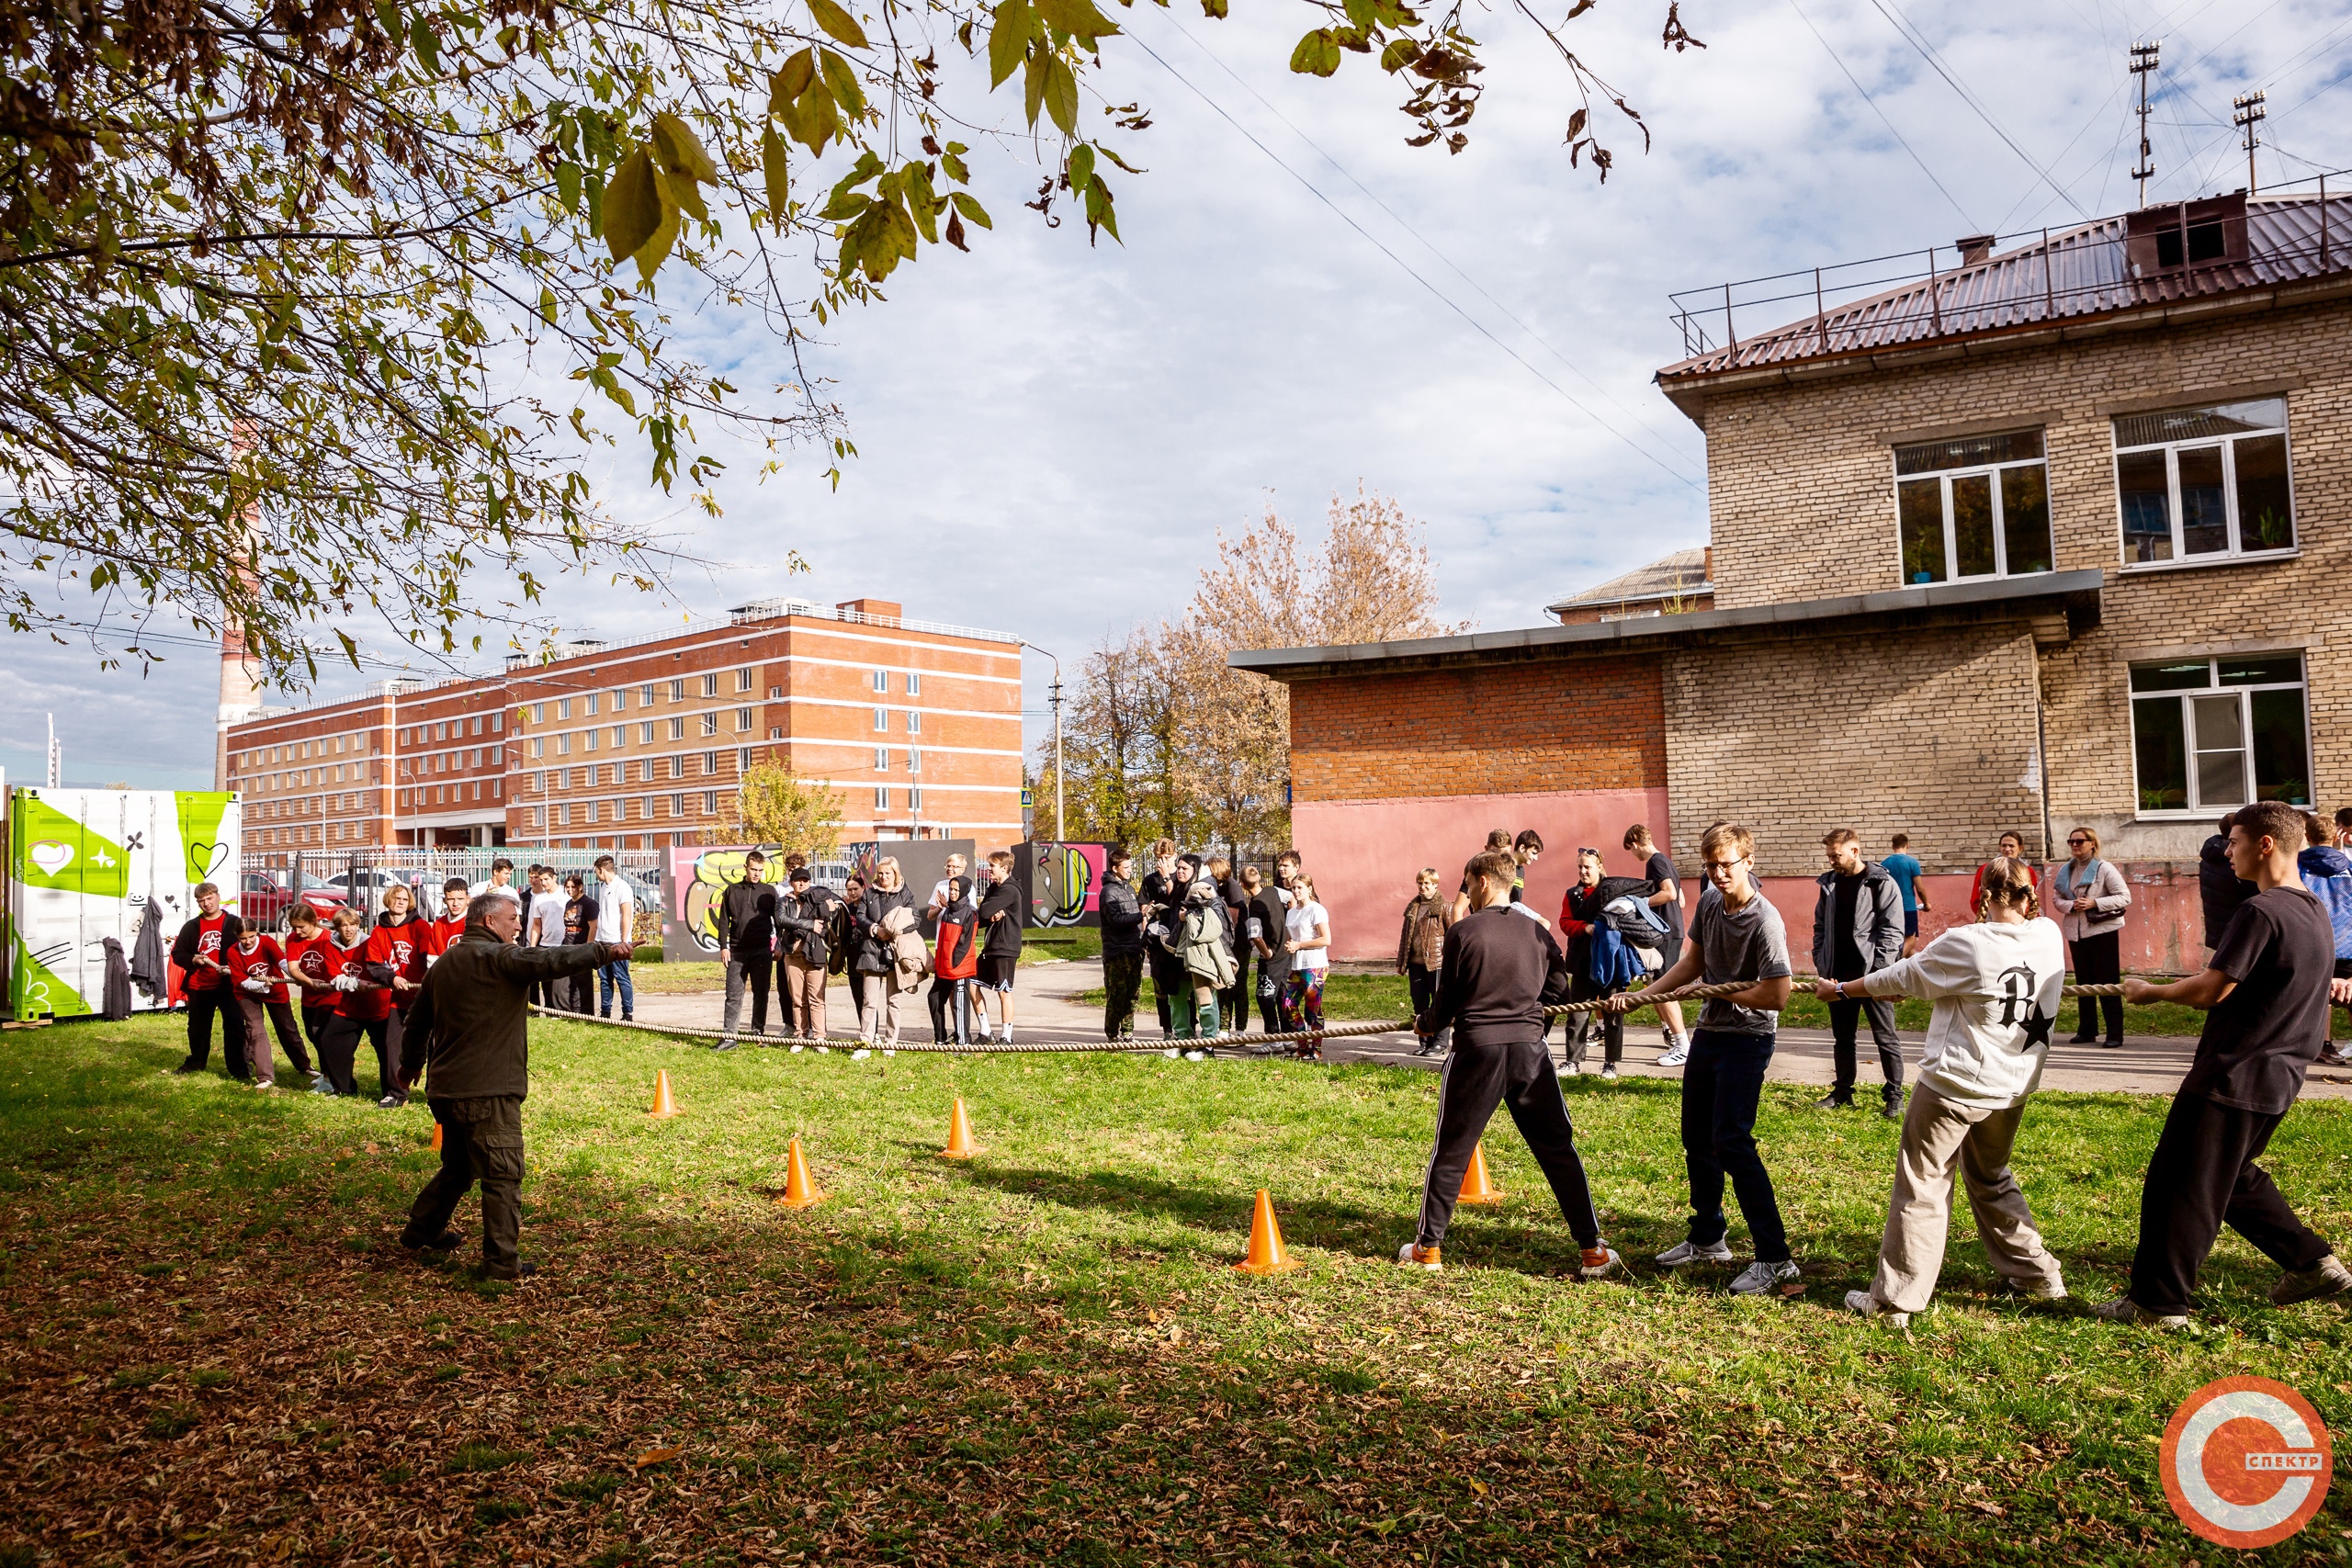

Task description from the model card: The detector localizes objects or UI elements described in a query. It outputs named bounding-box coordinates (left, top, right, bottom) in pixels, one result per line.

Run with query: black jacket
left=853, top=886, right=913, bottom=974
left=978, top=878, right=1024, bottom=959
left=1100, top=873, right=1145, bottom=958
left=777, top=885, right=836, bottom=968
left=401, top=928, right=615, bottom=1099
left=716, top=878, right=778, bottom=961
left=1809, top=863, right=1905, bottom=977
left=1140, top=870, right=1186, bottom=974
left=170, top=913, right=244, bottom=974
left=2201, top=834, right=2256, bottom=950
left=1418, top=908, right=1574, bottom=1050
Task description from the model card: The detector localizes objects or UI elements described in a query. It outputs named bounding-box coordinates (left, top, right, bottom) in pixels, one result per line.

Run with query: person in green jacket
left=396, top=887, right=628, bottom=1280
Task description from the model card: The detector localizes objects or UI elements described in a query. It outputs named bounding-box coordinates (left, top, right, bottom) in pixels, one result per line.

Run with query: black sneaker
left=1879, top=1095, right=1905, bottom=1122
left=376, top=1093, right=407, bottom=1109
left=172, top=1060, right=204, bottom=1075
left=402, top=1228, right=463, bottom=1251
left=1814, top=1092, right=1853, bottom=1110
left=476, top=1259, right=538, bottom=1282
left=713, top=1038, right=740, bottom=1053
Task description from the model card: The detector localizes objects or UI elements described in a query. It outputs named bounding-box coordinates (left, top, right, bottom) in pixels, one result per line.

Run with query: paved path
left=621, top=957, right=2352, bottom=1102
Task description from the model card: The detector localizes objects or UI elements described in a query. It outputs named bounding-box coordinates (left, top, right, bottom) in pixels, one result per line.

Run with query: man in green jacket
left=396, top=887, right=628, bottom=1280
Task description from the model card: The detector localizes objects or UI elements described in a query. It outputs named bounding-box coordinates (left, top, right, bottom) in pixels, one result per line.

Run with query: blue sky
left=6, top=0, right=2348, bottom=789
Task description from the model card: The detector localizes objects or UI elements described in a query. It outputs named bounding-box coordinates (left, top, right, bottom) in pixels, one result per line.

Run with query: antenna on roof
left=2130, top=41, right=2160, bottom=208
left=2233, top=91, right=2267, bottom=196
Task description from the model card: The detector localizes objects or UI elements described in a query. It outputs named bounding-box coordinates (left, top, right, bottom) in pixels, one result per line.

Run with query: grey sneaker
left=1657, top=1042, right=1690, bottom=1067
left=2000, top=1275, right=2068, bottom=1301
left=2271, top=1254, right=2352, bottom=1307
left=2092, top=1294, right=2188, bottom=1329
left=1655, top=1238, right=1735, bottom=1269
left=1600, top=1064, right=1619, bottom=1080
left=713, top=1038, right=740, bottom=1053
left=1730, top=1259, right=1802, bottom=1296
left=1844, top=1288, right=1909, bottom=1328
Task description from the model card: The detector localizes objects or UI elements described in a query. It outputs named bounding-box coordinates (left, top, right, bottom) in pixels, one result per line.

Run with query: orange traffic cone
left=939, top=1098, right=981, bottom=1159
left=1233, top=1189, right=1303, bottom=1276
left=648, top=1069, right=680, bottom=1120
left=776, top=1137, right=825, bottom=1209
left=430, top=1122, right=443, bottom=1152
left=1456, top=1142, right=1506, bottom=1206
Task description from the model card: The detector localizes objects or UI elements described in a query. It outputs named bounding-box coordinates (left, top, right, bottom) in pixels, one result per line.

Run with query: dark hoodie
left=2202, top=834, right=2256, bottom=950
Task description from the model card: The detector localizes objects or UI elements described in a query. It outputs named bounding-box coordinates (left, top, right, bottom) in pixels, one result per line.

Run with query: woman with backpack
left=2044, top=827, right=2130, bottom=1048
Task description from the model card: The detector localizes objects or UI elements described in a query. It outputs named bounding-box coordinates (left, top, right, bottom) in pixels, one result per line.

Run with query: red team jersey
left=425, top=915, right=467, bottom=963
left=282, top=932, right=339, bottom=1010
left=368, top=918, right=427, bottom=998
left=224, top=936, right=290, bottom=1004
left=185, top=913, right=231, bottom=990
left=324, top=932, right=390, bottom=1022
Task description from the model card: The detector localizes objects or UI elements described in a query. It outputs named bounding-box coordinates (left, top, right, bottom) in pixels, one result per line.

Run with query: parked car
left=241, top=871, right=292, bottom=929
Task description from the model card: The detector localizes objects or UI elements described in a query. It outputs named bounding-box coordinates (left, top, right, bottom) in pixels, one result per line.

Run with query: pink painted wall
left=1762, top=864, right=2212, bottom=976
left=1292, top=787, right=1670, bottom=961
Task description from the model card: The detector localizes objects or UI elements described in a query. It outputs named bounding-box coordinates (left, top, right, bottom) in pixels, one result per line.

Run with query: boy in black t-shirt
left=1624, top=823, right=1692, bottom=1062
left=2104, top=799, right=2352, bottom=1326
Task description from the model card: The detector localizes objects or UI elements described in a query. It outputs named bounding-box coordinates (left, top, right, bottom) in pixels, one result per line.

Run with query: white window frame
left=871, top=669, right=888, bottom=693
left=701, top=673, right=719, bottom=698
left=2127, top=653, right=2312, bottom=819
left=1891, top=431, right=2052, bottom=586
left=906, top=671, right=922, bottom=696
left=874, top=746, right=888, bottom=772
left=700, top=712, right=718, bottom=738
left=874, top=786, right=890, bottom=810
left=736, top=667, right=754, bottom=693
left=2113, top=399, right=2297, bottom=569
left=905, top=710, right=921, bottom=735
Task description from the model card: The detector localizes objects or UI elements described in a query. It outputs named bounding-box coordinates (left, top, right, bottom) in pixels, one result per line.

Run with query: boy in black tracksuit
left=1400, top=851, right=1619, bottom=1278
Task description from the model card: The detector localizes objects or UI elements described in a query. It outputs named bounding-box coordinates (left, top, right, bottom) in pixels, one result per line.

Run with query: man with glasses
left=1608, top=821, right=1797, bottom=1296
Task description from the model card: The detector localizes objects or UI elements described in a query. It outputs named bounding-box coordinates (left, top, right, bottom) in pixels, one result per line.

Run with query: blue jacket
left=2298, top=846, right=2352, bottom=962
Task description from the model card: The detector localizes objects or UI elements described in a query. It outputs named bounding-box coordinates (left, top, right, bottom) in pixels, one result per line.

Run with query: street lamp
left=1019, top=640, right=1063, bottom=844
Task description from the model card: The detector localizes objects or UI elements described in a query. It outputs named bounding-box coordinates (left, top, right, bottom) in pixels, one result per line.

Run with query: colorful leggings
left=1280, top=969, right=1326, bottom=1036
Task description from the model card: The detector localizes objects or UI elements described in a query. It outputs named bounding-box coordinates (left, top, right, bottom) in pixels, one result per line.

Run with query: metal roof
left=1658, top=187, right=2352, bottom=386
left=1548, top=547, right=1712, bottom=614
left=1232, top=570, right=2105, bottom=679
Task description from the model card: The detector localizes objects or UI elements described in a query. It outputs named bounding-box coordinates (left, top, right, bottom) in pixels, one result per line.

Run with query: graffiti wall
left=1011, top=840, right=1107, bottom=928
left=658, top=840, right=962, bottom=959
left=6, top=787, right=242, bottom=1020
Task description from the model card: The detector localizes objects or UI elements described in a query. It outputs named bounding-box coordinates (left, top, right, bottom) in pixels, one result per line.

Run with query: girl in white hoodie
left=1821, top=856, right=2069, bottom=1325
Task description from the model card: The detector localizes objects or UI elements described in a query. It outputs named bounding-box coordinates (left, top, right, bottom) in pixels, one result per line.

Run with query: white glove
left=332, top=975, right=359, bottom=992
left=239, top=977, right=269, bottom=993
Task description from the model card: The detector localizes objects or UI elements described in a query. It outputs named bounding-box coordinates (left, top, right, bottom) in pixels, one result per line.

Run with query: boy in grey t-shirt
left=1608, top=821, right=1795, bottom=1294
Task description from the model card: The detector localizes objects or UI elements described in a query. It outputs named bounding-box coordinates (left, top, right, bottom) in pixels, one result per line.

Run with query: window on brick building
left=702, top=750, right=719, bottom=775
left=558, top=699, right=571, bottom=719
left=734, top=707, right=752, bottom=732
left=736, top=668, right=754, bottom=693
left=701, top=673, right=719, bottom=698
left=585, top=693, right=598, bottom=715
left=908, top=748, right=922, bottom=773
left=700, top=711, right=718, bottom=738
left=910, top=787, right=923, bottom=812
left=905, top=710, right=921, bottom=735
left=669, top=716, right=685, bottom=741
left=640, top=721, right=656, bottom=744
left=768, top=685, right=782, bottom=700
left=872, top=706, right=887, bottom=731
left=871, top=668, right=888, bottom=693
left=875, top=786, right=890, bottom=811
left=671, top=793, right=685, bottom=818
left=2129, top=653, right=2310, bottom=816
left=556, top=733, right=571, bottom=756
left=1894, top=430, right=2052, bottom=585
left=906, top=671, right=921, bottom=696
left=768, top=727, right=784, bottom=740
left=738, top=747, right=753, bottom=772
left=702, top=791, right=718, bottom=815
left=2113, top=399, right=2293, bottom=565
left=874, top=746, right=888, bottom=772
left=669, top=679, right=685, bottom=703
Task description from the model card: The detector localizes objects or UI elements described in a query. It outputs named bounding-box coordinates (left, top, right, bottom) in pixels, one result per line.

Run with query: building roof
left=1231, top=570, right=2105, bottom=679
left=1547, top=547, right=1712, bottom=615
left=1657, top=187, right=2352, bottom=390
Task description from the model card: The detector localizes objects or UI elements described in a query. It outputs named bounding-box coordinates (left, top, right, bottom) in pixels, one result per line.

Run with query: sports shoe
left=2000, top=1276, right=2068, bottom=1301
left=1564, top=1060, right=1582, bottom=1076
left=2271, top=1254, right=2352, bottom=1306
left=1730, top=1259, right=1802, bottom=1296
left=789, top=1043, right=805, bottom=1054
left=172, top=1060, right=204, bottom=1075
left=1814, top=1091, right=1853, bottom=1111
left=1163, top=1046, right=1182, bottom=1059
left=2321, top=1044, right=2351, bottom=1067
left=253, top=1078, right=276, bottom=1090
left=1657, top=1042, right=1690, bottom=1067
left=402, top=1227, right=463, bottom=1251
left=714, top=1038, right=740, bottom=1053
left=850, top=1047, right=872, bottom=1060
left=1655, top=1238, right=1735, bottom=1269
left=1844, top=1288, right=1909, bottom=1328
left=1600, top=1065, right=1619, bottom=1080
left=1577, top=1247, right=1623, bottom=1281
left=476, top=1259, right=538, bottom=1282
left=309, top=1074, right=334, bottom=1095
left=377, top=1093, right=406, bottom=1110
left=2092, top=1295, right=2188, bottom=1329
left=1396, top=1242, right=1442, bottom=1271
left=1879, top=1093, right=1905, bottom=1122
left=1183, top=1049, right=1205, bottom=1061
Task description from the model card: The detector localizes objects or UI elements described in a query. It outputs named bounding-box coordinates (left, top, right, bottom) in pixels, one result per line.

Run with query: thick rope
left=536, top=976, right=2136, bottom=1057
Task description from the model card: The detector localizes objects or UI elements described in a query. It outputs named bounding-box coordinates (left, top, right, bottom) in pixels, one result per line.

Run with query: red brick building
left=229, top=598, right=1023, bottom=859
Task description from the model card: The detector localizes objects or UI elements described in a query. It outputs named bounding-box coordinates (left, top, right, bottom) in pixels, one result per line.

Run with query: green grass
left=6, top=1014, right=2350, bottom=1563
left=1080, top=972, right=2213, bottom=1038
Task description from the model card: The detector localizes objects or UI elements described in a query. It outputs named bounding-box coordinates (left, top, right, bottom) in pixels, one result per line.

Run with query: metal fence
left=238, top=846, right=662, bottom=927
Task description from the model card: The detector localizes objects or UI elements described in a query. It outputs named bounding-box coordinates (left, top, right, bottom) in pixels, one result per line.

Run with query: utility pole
left=45, top=713, right=59, bottom=787
left=1018, top=641, right=1064, bottom=843
left=2233, top=91, right=2267, bottom=195
left=2131, top=41, right=2160, bottom=208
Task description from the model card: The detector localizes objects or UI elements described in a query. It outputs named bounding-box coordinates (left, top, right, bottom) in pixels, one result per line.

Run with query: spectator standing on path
left=1968, top=831, right=2040, bottom=910
left=1216, top=857, right=1251, bottom=1033
left=396, top=888, right=631, bottom=1281
left=2295, top=815, right=2352, bottom=1068
left=1608, top=820, right=1797, bottom=1297
left=170, top=882, right=249, bottom=1078
left=1280, top=873, right=1332, bottom=1057
left=1396, top=867, right=1452, bottom=1059
left=1830, top=856, right=2069, bottom=1326
left=1624, top=824, right=1693, bottom=1065
left=1882, top=833, right=1931, bottom=958
left=715, top=851, right=776, bottom=1047
left=1398, top=849, right=1620, bottom=1279
left=2201, top=812, right=2256, bottom=952
left=1450, top=830, right=1516, bottom=924
left=1171, top=861, right=1236, bottom=1045
left=525, top=867, right=568, bottom=1010
left=1557, top=849, right=1633, bottom=1078
left=777, top=863, right=836, bottom=1043
left=929, top=875, right=980, bottom=1044
left=1099, top=848, right=1147, bottom=1042
left=854, top=858, right=915, bottom=1045
left=1506, top=830, right=1550, bottom=929
left=1811, top=829, right=1908, bottom=1120
left=2045, top=827, right=2131, bottom=1049
left=927, top=853, right=968, bottom=923
left=2105, top=799, right=2352, bottom=1327
left=976, top=849, right=1024, bottom=1043
left=832, top=873, right=866, bottom=1032
left=592, top=855, right=637, bottom=1021
left=560, top=874, right=596, bottom=1014
left=1243, top=865, right=1287, bottom=1036
left=1140, top=840, right=1184, bottom=1037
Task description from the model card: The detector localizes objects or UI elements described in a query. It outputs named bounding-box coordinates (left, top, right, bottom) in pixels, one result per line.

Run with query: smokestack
left=215, top=433, right=263, bottom=792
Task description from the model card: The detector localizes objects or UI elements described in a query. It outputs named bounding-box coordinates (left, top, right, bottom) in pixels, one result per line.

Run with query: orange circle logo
left=2160, top=1376, right=2332, bottom=1548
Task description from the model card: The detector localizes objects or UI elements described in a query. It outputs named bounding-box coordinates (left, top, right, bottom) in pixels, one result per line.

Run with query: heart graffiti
left=28, top=840, right=74, bottom=876
left=188, top=840, right=230, bottom=880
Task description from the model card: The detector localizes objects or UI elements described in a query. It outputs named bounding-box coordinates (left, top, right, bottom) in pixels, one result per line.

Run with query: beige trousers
left=1870, top=1077, right=2065, bottom=1314
left=784, top=956, right=827, bottom=1039
left=861, top=973, right=911, bottom=1044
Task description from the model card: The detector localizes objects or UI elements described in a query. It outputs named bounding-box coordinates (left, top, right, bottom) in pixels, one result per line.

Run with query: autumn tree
left=714, top=760, right=848, bottom=858
left=0, top=0, right=1696, bottom=685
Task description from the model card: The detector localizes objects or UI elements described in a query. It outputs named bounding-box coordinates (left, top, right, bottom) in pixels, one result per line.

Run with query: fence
left=238, top=846, right=663, bottom=927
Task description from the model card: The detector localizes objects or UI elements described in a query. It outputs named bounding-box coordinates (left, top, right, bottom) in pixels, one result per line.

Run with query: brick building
left=229, top=597, right=1023, bottom=860
left=1238, top=186, right=2350, bottom=966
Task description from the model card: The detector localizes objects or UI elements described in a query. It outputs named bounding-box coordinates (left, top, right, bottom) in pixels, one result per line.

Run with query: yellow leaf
left=761, top=128, right=791, bottom=223
left=662, top=168, right=708, bottom=223
left=649, top=111, right=718, bottom=184
left=1470, top=1479, right=1488, bottom=1495
left=633, top=1446, right=681, bottom=1469
left=601, top=147, right=662, bottom=264
left=806, top=0, right=871, bottom=49
left=633, top=200, right=681, bottom=283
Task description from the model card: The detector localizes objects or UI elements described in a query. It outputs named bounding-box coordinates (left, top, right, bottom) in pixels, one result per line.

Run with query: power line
left=1124, top=28, right=1703, bottom=491
left=1160, top=14, right=1703, bottom=477
left=1862, top=0, right=2089, bottom=217
left=1783, top=0, right=1979, bottom=231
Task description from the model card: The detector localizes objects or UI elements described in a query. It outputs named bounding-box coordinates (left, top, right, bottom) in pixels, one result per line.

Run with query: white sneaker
left=1183, top=1049, right=1205, bottom=1061
left=1730, top=1259, right=1802, bottom=1296
left=883, top=1049, right=896, bottom=1058
left=1657, top=1042, right=1690, bottom=1067
left=1396, top=1241, right=1442, bottom=1271
left=1577, top=1247, right=1623, bottom=1281
left=789, top=1043, right=804, bottom=1055
left=1163, top=1047, right=1182, bottom=1059
left=1655, top=1238, right=1735, bottom=1269
left=1844, top=1288, right=1910, bottom=1327
left=851, top=1048, right=872, bottom=1060
left=1564, top=1060, right=1582, bottom=1076
left=1600, top=1065, right=1619, bottom=1080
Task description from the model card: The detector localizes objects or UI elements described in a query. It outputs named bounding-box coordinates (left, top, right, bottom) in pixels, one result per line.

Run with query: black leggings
left=317, top=1014, right=390, bottom=1097
left=2069, top=931, right=2123, bottom=1043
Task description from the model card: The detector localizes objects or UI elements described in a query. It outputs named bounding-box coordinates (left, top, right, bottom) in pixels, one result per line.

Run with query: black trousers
left=1681, top=1030, right=1790, bottom=1261
left=1149, top=951, right=1182, bottom=1034
left=1257, top=960, right=1285, bottom=1033
left=300, top=1004, right=335, bottom=1055
left=2069, top=931, right=2124, bottom=1043
left=1565, top=972, right=1623, bottom=1068
left=928, top=976, right=977, bottom=1043
left=182, top=987, right=250, bottom=1077
left=2130, top=1089, right=2331, bottom=1315
left=1416, top=1038, right=1602, bottom=1251
left=1102, top=952, right=1145, bottom=1040
left=404, top=1095, right=526, bottom=1276
left=316, top=1013, right=389, bottom=1097
left=1222, top=946, right=1252, bottom=1035
left=1828, top=992, right=1905, bottom=1100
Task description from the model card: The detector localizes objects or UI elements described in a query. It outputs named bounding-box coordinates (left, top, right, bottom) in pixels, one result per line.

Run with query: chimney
left=1956, top=233, right=1996, bottom=265
left=1702, top=546, right=1713, bottom=582
left=215, top=453, right=262, bottom=792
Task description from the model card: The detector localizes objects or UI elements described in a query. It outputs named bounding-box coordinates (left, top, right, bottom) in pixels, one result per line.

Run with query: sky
left=7, top=0, right=2350, bottom=790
